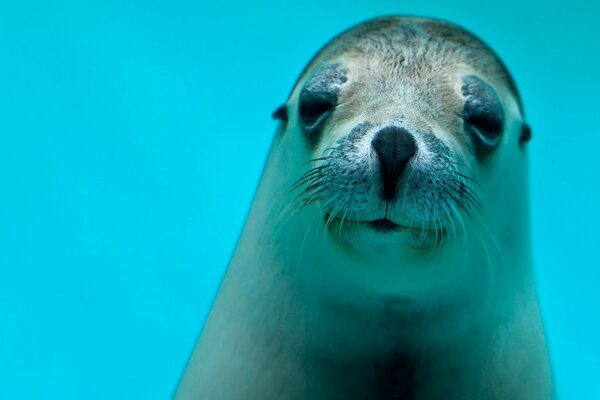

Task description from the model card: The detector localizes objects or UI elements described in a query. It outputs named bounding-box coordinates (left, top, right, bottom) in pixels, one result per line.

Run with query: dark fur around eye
left=298, top=63, right=348, bottom=142
left=461, top=75, right=505, bottom=158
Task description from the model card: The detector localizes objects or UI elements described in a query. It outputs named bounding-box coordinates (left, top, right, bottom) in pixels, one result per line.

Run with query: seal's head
left=269, top=16, right=531, bottom=261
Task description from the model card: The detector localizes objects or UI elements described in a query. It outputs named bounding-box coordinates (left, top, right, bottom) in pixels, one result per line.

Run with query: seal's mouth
left=367, top=218, right=406, bottom=233
left=325, top=215, right=408, bottom=233
left=324, top=214, right=446, bottom=236
left=324, top=214, right=447, bottom=250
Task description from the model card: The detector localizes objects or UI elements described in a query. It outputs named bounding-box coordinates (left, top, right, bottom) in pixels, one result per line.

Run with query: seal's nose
left=371, top=126, right=417, bottom=201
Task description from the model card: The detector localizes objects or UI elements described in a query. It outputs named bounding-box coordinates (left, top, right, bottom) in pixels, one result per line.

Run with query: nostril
left=371, top=126, right=417, bottom=201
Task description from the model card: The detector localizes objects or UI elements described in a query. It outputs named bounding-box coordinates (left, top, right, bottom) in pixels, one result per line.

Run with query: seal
left=175, top=16, right=554, bottom=400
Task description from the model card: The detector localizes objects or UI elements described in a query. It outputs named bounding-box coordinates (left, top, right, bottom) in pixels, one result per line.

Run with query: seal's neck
left=181, top=226, right=551, bottom=400
left=175, top=168, right=553, bottom=399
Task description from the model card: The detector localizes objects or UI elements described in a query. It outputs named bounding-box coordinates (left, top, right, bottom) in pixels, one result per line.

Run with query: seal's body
left=176, top=16, right=554, bottom=400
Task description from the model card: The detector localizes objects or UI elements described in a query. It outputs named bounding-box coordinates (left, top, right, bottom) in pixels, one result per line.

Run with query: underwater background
left=1, top=0, right=598, bottom=398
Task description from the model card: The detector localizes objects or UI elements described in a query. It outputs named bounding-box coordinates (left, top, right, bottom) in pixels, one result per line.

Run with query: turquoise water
left=0, top=1, right=598, bottom=398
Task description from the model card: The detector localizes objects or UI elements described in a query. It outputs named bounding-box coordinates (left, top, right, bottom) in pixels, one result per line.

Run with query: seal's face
left=273, top=18, right=530, bottom=252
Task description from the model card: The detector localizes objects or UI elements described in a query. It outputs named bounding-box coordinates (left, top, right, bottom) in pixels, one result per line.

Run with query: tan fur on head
left=298, top=16, right=521, bottom=109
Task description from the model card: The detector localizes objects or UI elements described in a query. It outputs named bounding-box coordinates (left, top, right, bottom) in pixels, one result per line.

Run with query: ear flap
left=519, top=123, right=532, bottom=146
left=272, top=105, right=288, bottom=121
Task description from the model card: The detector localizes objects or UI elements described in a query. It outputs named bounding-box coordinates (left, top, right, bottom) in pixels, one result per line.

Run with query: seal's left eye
left=461, top=75, right=505, bottom=157
left=464, top=105, right=504, bottom=146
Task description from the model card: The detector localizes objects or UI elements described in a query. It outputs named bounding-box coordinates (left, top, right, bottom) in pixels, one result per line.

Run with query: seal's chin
left=324, top=215, right=446, bottom=251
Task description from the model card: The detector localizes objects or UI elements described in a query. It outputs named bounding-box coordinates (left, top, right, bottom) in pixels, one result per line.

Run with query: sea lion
left=175, top=16, right=554, bottom=400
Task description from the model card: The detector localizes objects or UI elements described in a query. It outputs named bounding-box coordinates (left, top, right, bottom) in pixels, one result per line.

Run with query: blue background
left=1, top=1, right=598, bottom=398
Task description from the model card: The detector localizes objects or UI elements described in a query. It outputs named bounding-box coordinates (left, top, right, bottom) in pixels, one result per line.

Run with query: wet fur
left=175, top=16, right=554, bottom=400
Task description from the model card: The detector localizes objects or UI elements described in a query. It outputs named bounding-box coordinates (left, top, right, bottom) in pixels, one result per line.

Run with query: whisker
left=302, top=156, right=333, bottom=165
left=290, top=168, right=327, bottom=192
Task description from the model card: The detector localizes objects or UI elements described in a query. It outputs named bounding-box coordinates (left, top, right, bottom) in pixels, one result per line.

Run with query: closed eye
left=465, top=113, right=503, bottom=135
left=299, top=91, right=336, bottom=126
left=297, top=63, right=348, bottom=144
left=461, top=75, right=505, bottom=158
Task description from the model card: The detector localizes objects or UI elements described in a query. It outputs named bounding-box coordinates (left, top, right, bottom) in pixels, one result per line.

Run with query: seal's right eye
left=298, top=89, right=336, bottom=126
left=298, top=64, right=348, bottom=142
